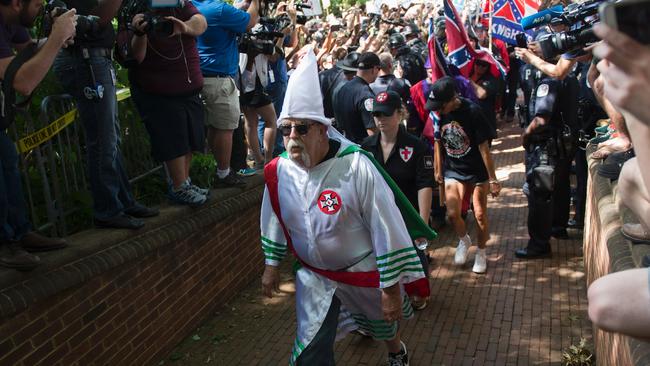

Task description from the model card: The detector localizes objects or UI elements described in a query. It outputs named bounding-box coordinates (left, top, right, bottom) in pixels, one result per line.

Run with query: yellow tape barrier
left=16, top=88, right=132, bottom=153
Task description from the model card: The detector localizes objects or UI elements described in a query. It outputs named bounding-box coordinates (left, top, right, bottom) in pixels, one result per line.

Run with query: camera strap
left=1, top=42, right=38, bottom=130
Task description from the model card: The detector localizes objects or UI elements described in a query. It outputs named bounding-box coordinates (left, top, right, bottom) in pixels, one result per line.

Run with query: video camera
left=520, top=0, right=604, bottom=59
left=118, top=0, right=184, bottom=38
left=238, top=1, right=310, bottom=55
left=44, top=0, right=101, bottom=37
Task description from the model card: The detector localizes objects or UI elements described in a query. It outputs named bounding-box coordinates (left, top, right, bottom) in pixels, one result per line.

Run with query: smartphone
left=599, top=0, right=650, bottom=44
left=516, top=33, right=528, bottom=48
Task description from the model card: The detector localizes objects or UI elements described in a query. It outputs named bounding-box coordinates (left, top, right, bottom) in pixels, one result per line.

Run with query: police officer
left=320, top=51, right=359, bottom=119
left=370, top=52, right=411, bottom=104
left=515, top=62, right=576, bottom=258
left=388, top=33, right=426, bottom=86
left=518, top=63, right=542, bottom=127
left=332, top=52, right=380, bottom=143
left=361, top=90, right=434, bottom=309
left=403, top=23, right=427, bottom=61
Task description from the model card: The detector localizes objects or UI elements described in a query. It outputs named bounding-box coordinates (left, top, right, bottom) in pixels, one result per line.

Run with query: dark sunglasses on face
left=279, top=123, right=314, bottom=137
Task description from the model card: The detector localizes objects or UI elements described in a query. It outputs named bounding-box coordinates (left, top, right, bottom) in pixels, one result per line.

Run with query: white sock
left=216, top=168, right=230, bottom=179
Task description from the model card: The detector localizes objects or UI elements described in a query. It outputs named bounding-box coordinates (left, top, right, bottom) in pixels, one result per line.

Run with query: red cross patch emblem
left=376, top=92, right=388, bottom=103
left=399, top=146, right=414, bottom=162
left=317, top=190, right=342, bottom=215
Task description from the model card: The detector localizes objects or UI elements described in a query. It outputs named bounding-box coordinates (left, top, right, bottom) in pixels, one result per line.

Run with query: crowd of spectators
left=1, top=0, right=650, bottom=352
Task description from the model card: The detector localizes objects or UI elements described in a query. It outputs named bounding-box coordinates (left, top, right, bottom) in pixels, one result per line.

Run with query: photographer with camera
left=193, top=0, right=260, bottom=184
left=124, top=1, right=209, bottom=206
left=53, top=0, right=159, bottom=229
left=0, top=0, right=76, bottom=270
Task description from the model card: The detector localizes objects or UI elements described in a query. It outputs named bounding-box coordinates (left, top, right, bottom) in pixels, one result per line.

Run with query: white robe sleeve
left=260, top=186, right=288, bottom=266
left=352, top=153, right=424, bottom=288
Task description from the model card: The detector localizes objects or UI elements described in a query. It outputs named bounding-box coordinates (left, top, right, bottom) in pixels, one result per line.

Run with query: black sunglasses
left=279, top=123, right=314, bottom=137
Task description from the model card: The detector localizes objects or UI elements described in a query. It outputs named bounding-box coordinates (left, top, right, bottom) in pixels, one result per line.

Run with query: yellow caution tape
left=16, top=88, right=132, bottom=153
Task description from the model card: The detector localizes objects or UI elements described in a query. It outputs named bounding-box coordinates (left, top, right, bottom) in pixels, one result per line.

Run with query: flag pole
left=488, top=0, right=493, bottom=53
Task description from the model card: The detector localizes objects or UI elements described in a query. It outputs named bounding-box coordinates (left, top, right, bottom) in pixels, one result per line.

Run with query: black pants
left=525, top=144, right=555, bottom=252
left=296, top=296, right=341, bottom=366
left=230, top=115, right=248, bottom=171
left=551, top=152, right=571, bottom=231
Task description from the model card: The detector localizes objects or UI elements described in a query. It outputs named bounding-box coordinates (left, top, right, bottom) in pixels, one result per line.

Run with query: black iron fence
left=10, top=90, right=163, bottom=237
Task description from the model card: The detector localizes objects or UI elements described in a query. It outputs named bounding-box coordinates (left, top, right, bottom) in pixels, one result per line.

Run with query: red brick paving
left=168, top=121, right=592, bottom=365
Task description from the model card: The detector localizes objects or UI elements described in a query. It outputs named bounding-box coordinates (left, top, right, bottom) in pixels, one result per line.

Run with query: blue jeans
left=53, top=51, right=135, bottom=220
left=258, top=82, right=286, bottom=155
left=0, top=130, right=31, bottom=241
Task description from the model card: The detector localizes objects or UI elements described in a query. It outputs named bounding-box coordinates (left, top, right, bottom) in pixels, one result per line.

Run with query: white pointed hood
left=278, top=48, right=333, bottom=126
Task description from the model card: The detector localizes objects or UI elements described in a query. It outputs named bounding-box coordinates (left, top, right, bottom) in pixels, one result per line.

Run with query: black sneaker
left=214, top=171, right=246, bottom=188
left=94, top=214, right=145, bottom=230
left=387, top=341, right=409, bottom=366
left=0, top=242, right=40, bottom=271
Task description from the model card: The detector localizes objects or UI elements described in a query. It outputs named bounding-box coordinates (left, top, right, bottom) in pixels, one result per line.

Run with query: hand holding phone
left=599, top=0, right=650, bottom=45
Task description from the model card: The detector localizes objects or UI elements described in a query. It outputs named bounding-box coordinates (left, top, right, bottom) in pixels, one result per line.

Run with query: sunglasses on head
left=279, top=123, right=314, bottom=137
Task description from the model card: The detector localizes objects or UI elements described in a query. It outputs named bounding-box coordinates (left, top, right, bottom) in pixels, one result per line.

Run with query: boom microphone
left=520, top=5, right=564, bottom=30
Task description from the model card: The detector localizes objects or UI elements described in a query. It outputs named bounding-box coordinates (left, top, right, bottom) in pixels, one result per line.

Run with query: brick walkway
left=167, top=121, right=592, bottom=365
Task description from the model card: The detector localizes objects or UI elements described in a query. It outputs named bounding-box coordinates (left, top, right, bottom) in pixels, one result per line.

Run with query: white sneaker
left=454, top=238, right=469, bottom=265
left=472, top=249, right=487, bottom=273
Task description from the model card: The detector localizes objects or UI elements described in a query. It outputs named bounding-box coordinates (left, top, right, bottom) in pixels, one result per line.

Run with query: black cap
left=402, top=23, right=419, bottom=36
left=426, top=76, right=457, bottom=111
left=372, top=90, right=402, bottom=115
left=336, top=52, right=360, bottom=71
left=388, top=33, right=407, bottom=49
left=357, top=52, right=380, bottom=70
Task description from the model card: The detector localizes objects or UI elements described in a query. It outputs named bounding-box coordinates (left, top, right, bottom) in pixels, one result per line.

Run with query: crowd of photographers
left=1, top=0, right=650, bottom=342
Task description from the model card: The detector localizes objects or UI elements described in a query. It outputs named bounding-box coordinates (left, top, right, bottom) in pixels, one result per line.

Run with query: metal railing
left=10, top=92, right=163, bottom=237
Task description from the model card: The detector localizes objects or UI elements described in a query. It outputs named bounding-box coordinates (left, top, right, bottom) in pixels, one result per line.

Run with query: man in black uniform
left=403, top=23, right=427, bottom=61
left=515, top=68, right=574, bottom=258
left=320, top=51, right=359, bottom=119
left=518, top=63, right=542, bottom=127
left=332, top=52, right=380, bottom=143
left=388, top=33, right=426, bottom=86
left=53, top=0, right=158, bottom=230
left=370, top=52, right=411, bottom=104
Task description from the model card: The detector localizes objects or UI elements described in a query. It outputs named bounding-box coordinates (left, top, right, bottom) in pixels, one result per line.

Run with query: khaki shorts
left=201, top=76, right=241, bottom=130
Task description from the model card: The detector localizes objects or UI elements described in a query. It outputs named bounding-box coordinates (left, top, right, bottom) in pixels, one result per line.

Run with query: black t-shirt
left=474, top=72, right=498, bottom=139
left=333, top=76, right=376, bottom=143
left=436, top=98, right=490, bottom=183
left=370, top=74, right=396, bottom=95
left=319, top=67, right=345, bottom=118
left=63, top=0, right=115, bottom=49
left=361, top=126, right=434, bottom=209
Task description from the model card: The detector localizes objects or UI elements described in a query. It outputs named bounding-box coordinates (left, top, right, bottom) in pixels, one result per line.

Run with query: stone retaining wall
left=583, top=150, right=650, bottom=366
left=0, top=176, right=266, bottom=365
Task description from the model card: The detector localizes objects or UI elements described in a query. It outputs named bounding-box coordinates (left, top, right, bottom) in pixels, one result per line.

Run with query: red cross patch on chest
left=399, top=146, right=414, bottom=162
left=317, top=190, right=342, bottom=215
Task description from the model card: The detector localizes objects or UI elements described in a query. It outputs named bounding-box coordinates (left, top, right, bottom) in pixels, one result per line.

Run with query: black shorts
left=239, top=88, right=273, bottom=108
left=131, top=87, right=205, bottom=162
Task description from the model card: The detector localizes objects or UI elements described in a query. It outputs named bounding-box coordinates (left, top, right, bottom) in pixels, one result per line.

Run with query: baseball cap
left=425, top=76, right=457, bottom=111
left=357, top=52, right=381, bottom=70
left=372, top=91, right=402, bottom=115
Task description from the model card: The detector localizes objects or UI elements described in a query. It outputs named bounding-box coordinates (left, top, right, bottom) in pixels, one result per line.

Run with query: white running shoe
left=454, top=238, right=469, bottom=265
left=472, top=248, right=487, bottom=273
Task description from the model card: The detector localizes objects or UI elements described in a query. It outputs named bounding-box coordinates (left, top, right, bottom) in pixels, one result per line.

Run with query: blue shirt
left=192, top=0, right=250, bottom=77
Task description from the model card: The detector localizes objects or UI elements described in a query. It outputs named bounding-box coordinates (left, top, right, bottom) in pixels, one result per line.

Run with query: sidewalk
left=166, top=121, right=592, bottom=365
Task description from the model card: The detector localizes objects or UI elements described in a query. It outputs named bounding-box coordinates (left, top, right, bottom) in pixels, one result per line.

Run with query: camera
left=521, top=0, right=604, bottom=59
left=45, top=0, right=101, bottom=37
left=118, top=0, right=182, bottom=37
left=238, top=18, right=285, bottom=55
left=141, top=13, right=174, bottom=37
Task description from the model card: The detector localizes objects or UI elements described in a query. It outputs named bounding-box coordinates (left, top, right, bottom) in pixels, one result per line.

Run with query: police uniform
left=519, top=75, right=569, bottom=256
left=518, top=64, right=542, bottom=126
left=320, top=67, right=346, bottom=118
left=394, top=45, right=427, bottom=86
left=370, top=75, right=411, bottom=103
left=333, top=76, right=376, bottom=143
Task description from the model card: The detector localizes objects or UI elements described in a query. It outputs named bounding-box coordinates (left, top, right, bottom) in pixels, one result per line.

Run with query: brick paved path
left=168, top=122, right=592, bottom=365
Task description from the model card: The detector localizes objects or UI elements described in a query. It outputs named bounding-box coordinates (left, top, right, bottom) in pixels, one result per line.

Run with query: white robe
left=260, top=143, right=425, bottom=365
